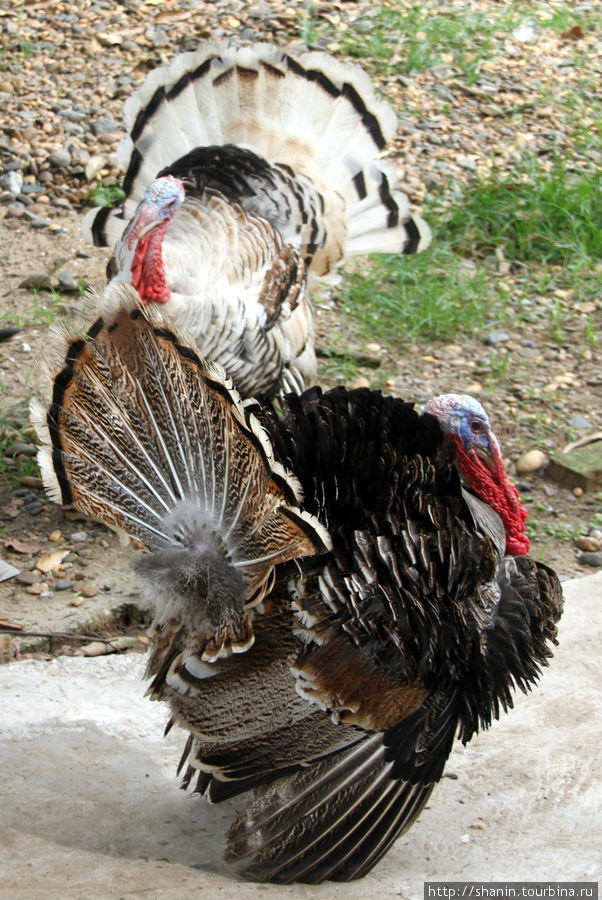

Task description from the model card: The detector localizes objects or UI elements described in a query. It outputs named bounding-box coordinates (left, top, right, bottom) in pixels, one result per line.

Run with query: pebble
left=24, top=500, right=44, bottom=515
left=349, top=376, right=371, bottom=390
left=61, top=110, right=87, bottom=123
left=19, top=273, right=52, bottom=290
left=26, top=582, right=49, bottom=595
left=85, top=155, right=107, bottom=181
left=49, top=530, right=63, bottom=542
left=54, top=579, right=73, bottom=591
left=92, top=117, right=119, bottom=136
left=47, top=148, right=71, bottom=168
left=483, top=331, right=510, bottom=346
left=515, top=449, right=547, bottom=474
left=30, top=216, right=52, bottom=229
left=3, top=441, right=36, bottom=457
left=569, top=414, right=593, bottom=430
left=82, top=585, right=99, bottom=598
left=0, top=171, right=24, bottom=196
left=70, top=596, right=84, bottom=607
left=575, top=536, right=602, bottom=552
left=513, top=21, right=538, bottom=43
left=69, top=531, right=88, bottom=543
left=15, top=571, right=42, bottom=585
left=20, top=476, right=43, bottom=488
left=577, top=551, right=602, bottom=568
left=56, top=271, right=80, bottom=292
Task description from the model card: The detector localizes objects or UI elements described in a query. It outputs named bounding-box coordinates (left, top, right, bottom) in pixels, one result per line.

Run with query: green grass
left=441, top=155, right=602, bottom=266
left=340, top=152, right=601, bottom=348
left=0, top=402, right=40, bottom=491
left=341, top=245, right=497, bottom=345
left=0, top=288, right=67, bottom=330
left=83, top=182, right=125, bottom=208
left=539, top=6, right=602, bottom=33
left=337, top=3, right=522, bottom=80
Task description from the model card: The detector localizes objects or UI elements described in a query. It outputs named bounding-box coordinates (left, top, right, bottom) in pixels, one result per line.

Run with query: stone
left=84, top=155, right=107, bottom=182
left=30, top=217, right=52, bottom=229
left=69, top=531, right=88, bottom=543
left=569, top=414, right=593, bottom=430
left=575, top=536, right=602, bottom=553
left=349, top=376, right=371, bottom=390
left=47, top=149, right=72, bottom=168
left=19, top=273, right=52, bottom=290
left=56, top=271, right=80, bottom=292
left=483, top=331, right=510, bottom=346
left=577, top=551, right=602, bottom=568
left=513, top=21, right=538, bottom=43
left=92, top=117, right=118, bottom=136
left=0, top=171, right=24, bottom=196
left=54, top=580, right=74, bottom=591
left=15, top=571, right=42, bottom=585
left=26, top=582, right=49, bottom=595
left=548, top=442, right=602, bottom=492
left=61, top=110, right=86, bottom=123
left=515, top=449, right=547, bottom=475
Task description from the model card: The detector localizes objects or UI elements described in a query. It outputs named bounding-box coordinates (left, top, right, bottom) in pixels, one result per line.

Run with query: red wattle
left=130, top=220, right=171, bottom=304
left=453, top=436, right=529, bottom=557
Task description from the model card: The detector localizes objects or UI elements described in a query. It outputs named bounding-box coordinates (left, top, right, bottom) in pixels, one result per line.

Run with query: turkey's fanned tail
left=31, top=283, right=330, bottom=618
left=82, top=41, right=431, bottom=273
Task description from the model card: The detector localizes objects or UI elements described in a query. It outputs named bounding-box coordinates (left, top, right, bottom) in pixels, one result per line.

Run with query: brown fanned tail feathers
left=31, top=284, right=330, bottom=658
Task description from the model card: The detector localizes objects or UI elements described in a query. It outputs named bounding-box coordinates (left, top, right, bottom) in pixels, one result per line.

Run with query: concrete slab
left=1, top=572, right=600, bottom=899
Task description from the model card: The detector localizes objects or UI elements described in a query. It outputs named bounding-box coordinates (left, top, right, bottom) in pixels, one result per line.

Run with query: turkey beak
left=135, top=219, right=161, bottom=239
left=128, top=205, right=162, bottom=249
left=473, top=428, right=496, bottom=471
left=133, top=211, right=162, bottom=240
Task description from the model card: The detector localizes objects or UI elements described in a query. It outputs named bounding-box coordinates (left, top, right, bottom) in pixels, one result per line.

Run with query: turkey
left=32, top=285, right=562, bottom=883
left=82, top=41, right=431, bottom=397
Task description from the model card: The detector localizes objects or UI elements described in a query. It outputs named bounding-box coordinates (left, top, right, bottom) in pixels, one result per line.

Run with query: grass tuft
left=340, top=152, right=601, bottom=348
left=342, top=246, right=495, bottom=344
left=83, top=182, right=126, bottom=208
left=441, top=155, right=602, bottom=266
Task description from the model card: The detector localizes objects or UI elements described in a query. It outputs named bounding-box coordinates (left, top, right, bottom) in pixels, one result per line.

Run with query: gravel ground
left=0, top=0, right=601, bottom=644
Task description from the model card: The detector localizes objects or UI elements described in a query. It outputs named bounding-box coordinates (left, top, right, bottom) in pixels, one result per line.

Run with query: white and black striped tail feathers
left=31, top=283, right=330, bottom=655
left=82, top=41, right=431, bottom=276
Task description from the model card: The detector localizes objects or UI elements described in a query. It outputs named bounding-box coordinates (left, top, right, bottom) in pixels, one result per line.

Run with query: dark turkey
left=82, top=41, right=431, bottom=397
left=32, top=285, right=562, bottom=883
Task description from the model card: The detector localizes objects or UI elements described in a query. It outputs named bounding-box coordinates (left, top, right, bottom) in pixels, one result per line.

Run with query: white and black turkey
left=32, top=286, right=562, bottom=883
left=83, top=41, right=431, bottom=397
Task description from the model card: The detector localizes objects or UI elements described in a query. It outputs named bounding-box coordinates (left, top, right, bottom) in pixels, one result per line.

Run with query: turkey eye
left=470, top=420, right=482, bottom=433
